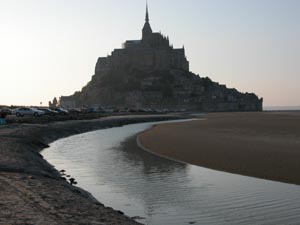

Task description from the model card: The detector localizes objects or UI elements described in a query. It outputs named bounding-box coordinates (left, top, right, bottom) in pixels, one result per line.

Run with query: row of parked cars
left=0, top=107, right=70, bottom=117
left=0, top=106, right=187, bottom=118
left=15, top=107, right=71, bottom=117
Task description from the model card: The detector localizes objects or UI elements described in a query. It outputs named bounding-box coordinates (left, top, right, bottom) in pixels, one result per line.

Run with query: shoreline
left=138, top=112, right=300, bottom=186
left=0, top=114, right=186, bottom=224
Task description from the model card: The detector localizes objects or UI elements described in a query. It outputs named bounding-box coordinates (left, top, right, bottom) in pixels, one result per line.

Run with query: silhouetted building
left=58, top=4, right=263, bottom=112
left=95, top=4, right=189, bottom=74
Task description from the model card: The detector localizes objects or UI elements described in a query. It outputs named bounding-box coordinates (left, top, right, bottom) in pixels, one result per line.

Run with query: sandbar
left=138, top=112, right=300, bottom=185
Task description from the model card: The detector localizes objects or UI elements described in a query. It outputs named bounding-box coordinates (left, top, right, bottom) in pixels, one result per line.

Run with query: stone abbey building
left=59, top=5, right=262, bottom=111
left=96, top=5, right=189, bottom=74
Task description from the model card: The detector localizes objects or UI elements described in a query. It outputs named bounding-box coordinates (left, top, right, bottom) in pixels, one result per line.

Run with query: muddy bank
left=0, top=114, right=184, bottom=225
left=138, top=112, right=300, bottom=185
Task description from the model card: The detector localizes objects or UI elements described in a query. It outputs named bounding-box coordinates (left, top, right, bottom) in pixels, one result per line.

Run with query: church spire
left=142, top=1, right=152, bottom=40
left=145, top=2, right=149, bottom=22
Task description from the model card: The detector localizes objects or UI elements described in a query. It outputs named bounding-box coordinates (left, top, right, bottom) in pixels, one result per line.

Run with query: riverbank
left=0, top=114, right=185, bottom=225
left=138, top=112, right=300, bottom=185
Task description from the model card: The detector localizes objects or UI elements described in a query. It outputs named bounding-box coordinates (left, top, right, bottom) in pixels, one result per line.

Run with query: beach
left=2, top=111, right=300, bottom=224
left=138, top=112, right=300, bottom=185
left=0, top=114, right=183, bottom=225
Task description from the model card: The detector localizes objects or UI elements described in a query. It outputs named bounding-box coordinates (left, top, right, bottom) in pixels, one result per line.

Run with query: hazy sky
left=0, top=0, right=299, bottom=107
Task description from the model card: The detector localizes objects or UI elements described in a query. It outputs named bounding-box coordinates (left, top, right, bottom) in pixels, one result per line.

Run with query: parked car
left=0, top=107, right=12, bottom=115
left=92, top=106, right=113, bottom=113
left=53, top=108, right=69, bottom=115
left=14, top=107, right=45, bottom=117
left=39, top=108, right=59, bottom=116
left=79, top=108, right=90, bottom=114
left=68, top=108, right=81, bottom=115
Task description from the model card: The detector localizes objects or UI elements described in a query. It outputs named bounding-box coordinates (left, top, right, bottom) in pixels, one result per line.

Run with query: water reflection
left=119, top=136, right=187, bottom=173
left=42, top=121, right=300, bottom=225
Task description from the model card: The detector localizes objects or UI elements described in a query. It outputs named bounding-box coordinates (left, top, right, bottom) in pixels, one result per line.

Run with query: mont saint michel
left=59, top=5, right=263, bottom=112
left=2, top=1, right=300, bottom=225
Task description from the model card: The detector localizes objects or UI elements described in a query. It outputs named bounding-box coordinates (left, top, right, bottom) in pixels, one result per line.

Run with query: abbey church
left=96, top=5, right=189, bottom=73
left=59, top=5, right=262, bottom=111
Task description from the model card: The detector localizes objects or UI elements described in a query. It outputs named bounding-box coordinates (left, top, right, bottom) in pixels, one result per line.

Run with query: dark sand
left=138, top=112, right=300, bottom=185
left=0, top=114, right=183, bottom=225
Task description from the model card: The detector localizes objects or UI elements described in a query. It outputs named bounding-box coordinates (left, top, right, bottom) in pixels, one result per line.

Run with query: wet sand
left=138, top=112, right=300, bottom=185
left=0, top=114, right=183, bottom=225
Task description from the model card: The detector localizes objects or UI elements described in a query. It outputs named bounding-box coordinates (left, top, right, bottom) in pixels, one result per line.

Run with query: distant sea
left=264, top=106, right=300, bottom=111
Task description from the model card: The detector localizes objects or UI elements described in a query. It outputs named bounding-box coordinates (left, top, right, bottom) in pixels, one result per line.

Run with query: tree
left=52, top=97, right=58, bottom=107
left=49, top=97, right=58, bottom=108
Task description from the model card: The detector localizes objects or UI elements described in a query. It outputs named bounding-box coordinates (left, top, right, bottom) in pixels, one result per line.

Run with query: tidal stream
left=42, top=121, right=300, bottom=225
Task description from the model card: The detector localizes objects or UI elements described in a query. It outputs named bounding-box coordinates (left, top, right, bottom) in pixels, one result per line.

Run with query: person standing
left=0, top=111, right=7, bottom=125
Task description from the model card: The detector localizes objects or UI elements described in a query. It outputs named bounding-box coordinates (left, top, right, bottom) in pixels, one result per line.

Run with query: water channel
left=42, top=120, right=300, bottom=225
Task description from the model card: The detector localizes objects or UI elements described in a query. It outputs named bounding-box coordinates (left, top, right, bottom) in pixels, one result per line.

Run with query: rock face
left=60, top=5, right=262, bottom=112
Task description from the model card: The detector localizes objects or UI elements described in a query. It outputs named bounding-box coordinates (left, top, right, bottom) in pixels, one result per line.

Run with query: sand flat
left=138, top=112, right=300, bottom=185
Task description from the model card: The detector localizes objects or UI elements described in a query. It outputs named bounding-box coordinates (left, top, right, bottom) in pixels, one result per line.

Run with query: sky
left=0, top=0, right=299, bottom=107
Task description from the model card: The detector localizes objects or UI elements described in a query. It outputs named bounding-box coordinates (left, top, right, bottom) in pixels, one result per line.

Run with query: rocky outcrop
left=61, top=67, right=262, bottom=112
